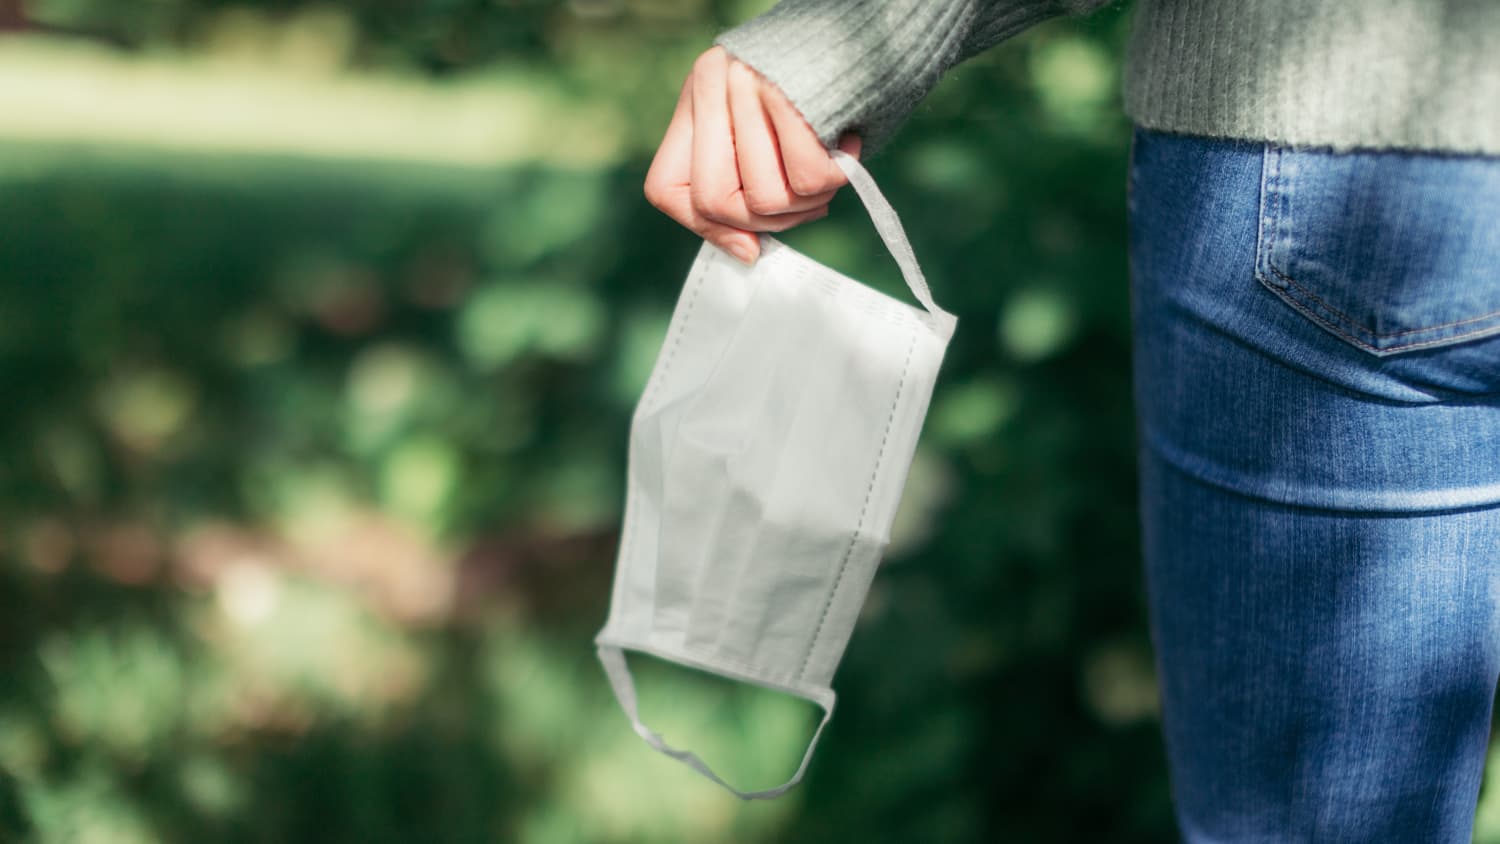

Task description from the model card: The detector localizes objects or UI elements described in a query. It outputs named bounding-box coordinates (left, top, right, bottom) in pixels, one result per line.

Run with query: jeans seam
left=1254, top=146, right=1500, bottom=354
left=1266, top=263, right=1500, bottom=353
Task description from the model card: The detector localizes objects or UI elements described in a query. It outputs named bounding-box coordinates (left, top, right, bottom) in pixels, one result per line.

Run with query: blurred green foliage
left=6, top=2, right=1499, bottom=843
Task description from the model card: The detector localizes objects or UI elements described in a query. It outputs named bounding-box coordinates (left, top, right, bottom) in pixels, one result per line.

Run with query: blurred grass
left=0, top=38, right=628, bottom=169
left=7, top=2, right=1498, bottom=843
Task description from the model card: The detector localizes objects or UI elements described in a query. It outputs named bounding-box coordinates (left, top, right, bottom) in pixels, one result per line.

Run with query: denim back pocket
left=1255, top=145, right=1500, bottom=356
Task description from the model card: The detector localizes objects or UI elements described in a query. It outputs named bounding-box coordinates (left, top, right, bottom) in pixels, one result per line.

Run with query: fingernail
left=728, top=241, right=757, bottom=266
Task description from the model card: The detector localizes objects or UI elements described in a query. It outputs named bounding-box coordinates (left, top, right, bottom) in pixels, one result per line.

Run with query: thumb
left=836, top=131, right=863, bottom=160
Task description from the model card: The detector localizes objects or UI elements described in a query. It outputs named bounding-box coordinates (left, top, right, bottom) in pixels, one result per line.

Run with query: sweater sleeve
left=712, top=0, right=1114, bottom=159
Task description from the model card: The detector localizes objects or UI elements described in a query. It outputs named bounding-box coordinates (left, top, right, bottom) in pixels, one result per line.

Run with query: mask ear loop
left=597, top=645, right=835, bottom=801
left=826, top=148, right=958, bottom=340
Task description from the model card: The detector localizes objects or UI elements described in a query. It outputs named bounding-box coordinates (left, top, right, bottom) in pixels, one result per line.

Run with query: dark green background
left=3, top=1, right=1454, bottom=842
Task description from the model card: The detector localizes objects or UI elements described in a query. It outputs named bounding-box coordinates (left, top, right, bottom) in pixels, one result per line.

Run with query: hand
left=644, top=45, right=863, bottom=266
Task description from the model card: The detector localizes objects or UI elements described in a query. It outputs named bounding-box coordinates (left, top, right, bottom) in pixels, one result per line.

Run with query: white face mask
left=595, top=149, right=957, bottom=800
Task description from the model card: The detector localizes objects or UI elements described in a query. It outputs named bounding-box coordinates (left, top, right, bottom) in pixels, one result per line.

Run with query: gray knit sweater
left=712, top=0, right=1500, bottom=159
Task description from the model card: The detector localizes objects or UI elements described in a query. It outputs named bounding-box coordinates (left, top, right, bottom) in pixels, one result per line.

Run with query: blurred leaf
left=1029, top=35, right=1117, bottom=135
left=20, top=763, right=159, bottom=844
left=480, top=172, right=610, bottom=265
left=930, top=376, right=1020, bottom=446
left=997, top=286, right=1078, bottom=362
left=94, top=369, right=197, bottom=454
left=40, top=624, right=189, bottom=760
left=456, top=282, right=604, bottom=369
left=379, top=435, right=461, bottom=525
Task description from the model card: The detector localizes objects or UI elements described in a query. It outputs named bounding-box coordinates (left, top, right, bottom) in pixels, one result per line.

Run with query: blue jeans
left=1129, top=127, right=1500, bottom=842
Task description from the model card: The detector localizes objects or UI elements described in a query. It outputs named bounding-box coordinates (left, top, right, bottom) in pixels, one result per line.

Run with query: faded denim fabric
left=1129, top=127, right=1500, bottom=842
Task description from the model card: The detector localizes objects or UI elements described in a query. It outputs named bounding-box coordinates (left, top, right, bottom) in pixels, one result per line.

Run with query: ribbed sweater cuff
left=713, top=0, right=1064, bottom=159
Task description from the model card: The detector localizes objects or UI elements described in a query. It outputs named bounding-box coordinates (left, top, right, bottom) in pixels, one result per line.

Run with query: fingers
left=646, top=46, right=855, bottom=266
left=690, top=50, right=837, bottom=246
left=729, top=60, right=838, bottom=216
left=689, top=47, right=762, bottom=259
left=762, top=82, right=860, bottom=196
left=837, top=131, right=864, bottom=162
left=645, top=73, right=760, bottom=259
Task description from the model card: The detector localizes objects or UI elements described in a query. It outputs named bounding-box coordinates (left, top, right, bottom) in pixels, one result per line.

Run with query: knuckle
left=741, top=189, right=783, bottom=216
left=695, top=195, right=739, bottom=224
left=786, top=172, right=830, bottom=196
left=708, top=202, right=741, bottom=224
left=727, top=60, right=756, bottom=86
left=643, top=181, right=669, bottom=212
left=692, top=49, right=721, bottom=75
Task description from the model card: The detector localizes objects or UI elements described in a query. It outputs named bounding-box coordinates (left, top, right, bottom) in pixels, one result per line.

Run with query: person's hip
left=1126, top=126, right=1500, bottom=512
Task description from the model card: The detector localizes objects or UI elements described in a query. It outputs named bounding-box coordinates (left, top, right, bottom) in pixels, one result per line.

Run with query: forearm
left=713, top=0, right=1113, bottom=158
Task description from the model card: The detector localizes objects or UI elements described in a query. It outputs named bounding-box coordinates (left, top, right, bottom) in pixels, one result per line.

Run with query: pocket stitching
left=1266, top=260, right=1500, bottom=352
left=1254, top=146, right=1500, bottom=355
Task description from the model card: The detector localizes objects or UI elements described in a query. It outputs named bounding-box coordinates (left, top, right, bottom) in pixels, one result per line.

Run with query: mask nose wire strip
left=597, top=645, right=835, bottom=801
left=827, top=148, right=956, bottom=334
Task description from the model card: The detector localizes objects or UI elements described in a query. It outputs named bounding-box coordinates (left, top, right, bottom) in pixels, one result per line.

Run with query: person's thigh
left=1140, top=451, right=1500, bottom=842
left=1128, top=127, right=1500, bottom=842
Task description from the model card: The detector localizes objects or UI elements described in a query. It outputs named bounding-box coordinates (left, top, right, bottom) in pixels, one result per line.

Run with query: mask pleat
left=700, top=276, right=913, bottom=675
left=650, top=265, right=793, bottom=637
left=681, top=272, right=841, bottom=660
left=615, top=255, right=755, bottom=639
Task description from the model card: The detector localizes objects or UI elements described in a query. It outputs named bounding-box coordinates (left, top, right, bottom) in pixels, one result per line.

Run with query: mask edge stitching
left=795, top=327, right=919, bottom=682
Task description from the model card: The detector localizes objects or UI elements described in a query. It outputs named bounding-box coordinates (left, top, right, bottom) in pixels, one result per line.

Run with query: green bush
left=0, top=2, right=1214, bottom=841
